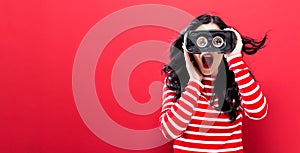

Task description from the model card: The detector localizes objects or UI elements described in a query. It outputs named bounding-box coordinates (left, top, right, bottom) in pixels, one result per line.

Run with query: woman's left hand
left=225, top=28, right=243, bottom=57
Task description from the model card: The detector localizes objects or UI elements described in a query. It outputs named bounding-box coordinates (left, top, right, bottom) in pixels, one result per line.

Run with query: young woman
left=160, top=14, right=268, bottom=153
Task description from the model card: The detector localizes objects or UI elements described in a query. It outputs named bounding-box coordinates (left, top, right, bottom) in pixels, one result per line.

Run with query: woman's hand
left=182, top=44, right=203, bottom=81
left=225, top=28, right=243, bottom=57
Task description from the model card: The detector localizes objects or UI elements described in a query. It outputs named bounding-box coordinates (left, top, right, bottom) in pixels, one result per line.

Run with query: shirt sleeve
left=226, top=53, right=268, bottom=120
left=159, top=77, right=206, bottom=139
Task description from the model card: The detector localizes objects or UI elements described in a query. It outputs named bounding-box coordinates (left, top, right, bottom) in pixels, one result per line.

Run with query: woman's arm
left=159, top=77, right=205, bottom=139
left=226, top=53, right=268, bottom=120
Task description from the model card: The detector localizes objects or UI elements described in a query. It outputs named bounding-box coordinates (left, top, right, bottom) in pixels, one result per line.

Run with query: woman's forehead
left=195, top=23, right=220, bottom=31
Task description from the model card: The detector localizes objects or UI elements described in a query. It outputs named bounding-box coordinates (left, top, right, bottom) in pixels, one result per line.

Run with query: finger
left=182, top=43, right=188, bottom=52
left=183, top=50, right=191, bottom=62
left=225, top=28, right=243, bottom=49
left=183, top=50, right=194, bottom=69
left=223, top=27, right=231, bottom=31
left=229, top=28, right=242, bottom=41
left=231, top=29, right=243, bottom=47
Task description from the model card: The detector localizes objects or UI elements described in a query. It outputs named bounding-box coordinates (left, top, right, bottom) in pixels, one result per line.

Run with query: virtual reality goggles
left=184, top=30, right=237, bottom=54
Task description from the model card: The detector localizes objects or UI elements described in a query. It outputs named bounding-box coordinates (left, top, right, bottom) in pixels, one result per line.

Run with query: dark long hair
left=162, top=14, right=267, bottom=122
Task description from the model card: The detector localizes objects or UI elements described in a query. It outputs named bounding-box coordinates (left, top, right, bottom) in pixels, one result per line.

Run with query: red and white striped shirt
left=160, top=53, right=268, bottom=153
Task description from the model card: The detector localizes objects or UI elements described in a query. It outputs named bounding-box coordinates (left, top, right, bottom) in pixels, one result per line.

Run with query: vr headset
left=184, top=30, right=237, bottom=54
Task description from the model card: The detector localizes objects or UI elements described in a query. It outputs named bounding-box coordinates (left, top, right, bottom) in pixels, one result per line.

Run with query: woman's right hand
left=182, top=44, right=203, bottom=81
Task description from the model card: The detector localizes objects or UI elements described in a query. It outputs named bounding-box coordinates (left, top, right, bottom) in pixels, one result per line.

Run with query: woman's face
left=192, top=23, right=224, bottom=76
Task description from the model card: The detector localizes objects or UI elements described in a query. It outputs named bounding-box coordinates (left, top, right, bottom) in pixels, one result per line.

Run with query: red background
left=1, top=0, right=300, bottom=153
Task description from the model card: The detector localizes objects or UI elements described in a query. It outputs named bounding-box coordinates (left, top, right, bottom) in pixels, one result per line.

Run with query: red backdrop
left=1, top=0, right=300, bottom=153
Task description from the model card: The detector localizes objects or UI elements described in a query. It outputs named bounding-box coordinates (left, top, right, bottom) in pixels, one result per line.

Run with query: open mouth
left=201, top=53, right=214, bottom=69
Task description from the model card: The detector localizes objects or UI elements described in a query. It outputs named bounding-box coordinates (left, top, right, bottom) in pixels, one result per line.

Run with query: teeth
left=203, top=54, right=213, bottom=58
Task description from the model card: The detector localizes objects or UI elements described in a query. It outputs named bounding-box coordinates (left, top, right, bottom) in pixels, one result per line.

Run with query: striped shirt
left=160, top=53, right=268, bottom=153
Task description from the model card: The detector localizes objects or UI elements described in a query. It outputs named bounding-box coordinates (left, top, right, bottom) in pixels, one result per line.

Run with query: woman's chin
left=200, top=68, right=217, bottom=76
left=201, top=69, right=213, bottom=76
